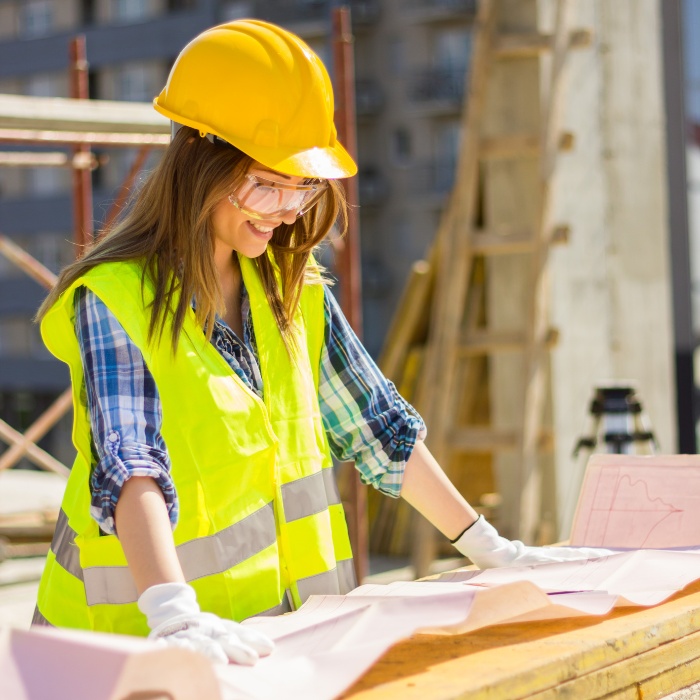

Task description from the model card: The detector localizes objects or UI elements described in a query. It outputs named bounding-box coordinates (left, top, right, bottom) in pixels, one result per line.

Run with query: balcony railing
left=256, top=0, right=379, bottom=27
left=256, top=0, right=329, bottom=25
left=409, top=66, right=467, bottom=105
left=403, top=0, right=476, bottom=21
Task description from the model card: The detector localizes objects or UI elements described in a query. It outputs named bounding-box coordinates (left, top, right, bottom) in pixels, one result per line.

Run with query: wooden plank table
left=342, top=579, right=700, bottom=700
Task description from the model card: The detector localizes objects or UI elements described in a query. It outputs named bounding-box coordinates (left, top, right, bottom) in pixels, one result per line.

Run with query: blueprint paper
left=0, top=626, right=221, bottom=700
left=434, top=549, right=700, bottom=605
left=218, top=590, right=478, bottom=700
left=570, top=454, right=700, bottom=548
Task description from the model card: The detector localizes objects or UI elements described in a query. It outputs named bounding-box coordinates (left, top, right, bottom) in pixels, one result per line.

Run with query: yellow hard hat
left=153, top=19, right=357, bottom=180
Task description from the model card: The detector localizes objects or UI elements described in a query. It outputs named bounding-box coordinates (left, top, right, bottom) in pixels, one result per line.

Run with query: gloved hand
left=452, top=515, right=614, bottom=569
left=138, top=582, right=275, bottom=665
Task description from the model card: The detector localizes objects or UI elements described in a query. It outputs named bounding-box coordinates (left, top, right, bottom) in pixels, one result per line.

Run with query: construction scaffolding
left=0, top=36, right=169, bottom=550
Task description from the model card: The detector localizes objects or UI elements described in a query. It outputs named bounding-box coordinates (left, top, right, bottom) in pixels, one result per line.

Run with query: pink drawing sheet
left=569, top=454, right=700, bottom=549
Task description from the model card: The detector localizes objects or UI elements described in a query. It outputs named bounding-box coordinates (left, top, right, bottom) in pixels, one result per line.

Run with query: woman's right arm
left=75, top=286, right=185, bottom=591
left=75, top=287, right=273, bottom=664
left=115, top=476, right=185, bottom=593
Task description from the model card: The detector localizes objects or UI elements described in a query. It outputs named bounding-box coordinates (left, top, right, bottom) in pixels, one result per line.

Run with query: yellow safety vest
left=33, top=256, right=355, bottom=635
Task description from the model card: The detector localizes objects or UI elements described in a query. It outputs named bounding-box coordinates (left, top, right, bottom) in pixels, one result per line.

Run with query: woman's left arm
left=319, top=288, right=614, bottom=569
left=400, top=440, right=478, bottom=540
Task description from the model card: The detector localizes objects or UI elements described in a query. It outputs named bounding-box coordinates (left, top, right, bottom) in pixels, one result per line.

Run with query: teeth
left=251, top=222, right=274, bottom=233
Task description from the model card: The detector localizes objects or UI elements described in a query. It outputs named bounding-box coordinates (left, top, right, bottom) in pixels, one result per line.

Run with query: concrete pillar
left=547, top=0, right=677, bottom=538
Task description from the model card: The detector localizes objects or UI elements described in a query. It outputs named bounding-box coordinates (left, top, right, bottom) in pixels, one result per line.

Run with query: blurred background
left=1, top=0, right=700, bottom=583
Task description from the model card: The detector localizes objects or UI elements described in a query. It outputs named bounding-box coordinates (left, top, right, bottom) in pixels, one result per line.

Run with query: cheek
left=212, top=200, right=247, bottom=243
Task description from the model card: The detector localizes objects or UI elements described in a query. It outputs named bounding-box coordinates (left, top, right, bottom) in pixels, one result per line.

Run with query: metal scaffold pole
left=332, top=5, right=368, bottom=584
left=68, top=35, right=94, bottom=250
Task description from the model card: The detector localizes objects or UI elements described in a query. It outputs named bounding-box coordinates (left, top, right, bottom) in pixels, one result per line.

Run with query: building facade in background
left=0, top=0, right=475, bottom=464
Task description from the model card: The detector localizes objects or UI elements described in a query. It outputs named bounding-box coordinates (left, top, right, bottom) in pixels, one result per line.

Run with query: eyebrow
left=256, top=168, right=292, bottom=180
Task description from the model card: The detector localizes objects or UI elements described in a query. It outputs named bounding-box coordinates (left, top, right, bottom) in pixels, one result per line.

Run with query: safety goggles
left=228, top=173, right=328, bottom=221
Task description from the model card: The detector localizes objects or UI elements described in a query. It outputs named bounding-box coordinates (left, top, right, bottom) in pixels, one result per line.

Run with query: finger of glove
left=224, top=624, right=275, bottom=656
left=215, top=634, right=260, bottom=666
left=166, top=631, right=229, bottom=665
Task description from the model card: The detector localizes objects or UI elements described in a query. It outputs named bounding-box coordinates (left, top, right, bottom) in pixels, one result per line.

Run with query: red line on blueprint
left=582, top=465, right=617, bottom=544
left=600, top=472, right=682, bottom=546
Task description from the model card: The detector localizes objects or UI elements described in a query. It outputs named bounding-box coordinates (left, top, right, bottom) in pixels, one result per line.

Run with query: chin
left=238, top=241, right=269, bottom=259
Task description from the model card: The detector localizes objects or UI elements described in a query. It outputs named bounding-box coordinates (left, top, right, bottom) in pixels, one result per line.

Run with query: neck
left=214, top=240, right=241, bottom=302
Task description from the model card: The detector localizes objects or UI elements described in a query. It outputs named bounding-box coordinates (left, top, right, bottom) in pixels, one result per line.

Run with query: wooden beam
left=411, top=0, right=498, bottom=579
left=0, top=128, right=169, bottom=148
left=0, top=152, right=68, bottom=168
left=378, top=260, right=432, bottom=383
left=459, top=328, right=559, bottom=355
left=449, top=427, right=554, bottom=452
left=342, top=581, right=700, bottom=700
left=0, top=418, right=70, bottom=477
left=0, top=389, right=73, bottom=473
left=494, top=28, right=593, bottom=59
left=471, top=229, right=534, bottom=255
left=517, top=0, right=574, bottom=543
left=480, top=132, right=573, bottom=160
left=471, top=225, right=570, bottom=255
left=0, top=233, right=57, bottom=290
left=0, top=93, right=170, bottom=134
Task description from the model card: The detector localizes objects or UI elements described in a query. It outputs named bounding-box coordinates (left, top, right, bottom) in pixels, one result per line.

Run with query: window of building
left=22, top=0, right=53, bottom=38
left=389, top=37, right=404, bottom=76
left=392, top=128, right=412, bottom=166
left=25, top=73, right=58, bottom=98
left=29, top=169, right=63, bottom=197
left=0, top=318, right=33, bottom=357
left=433, top=28, right=471, bottom=71
left=82, top=0, right=97, bottom=25
left=113, top=0, right=149, bottom=23
left=432, top=120, right=461, bottom=192
left=117, top=64, right=151, bottom=102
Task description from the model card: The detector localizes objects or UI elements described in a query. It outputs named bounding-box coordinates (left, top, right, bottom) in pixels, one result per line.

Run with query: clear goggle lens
left=228, top=174, right=328, bottom=221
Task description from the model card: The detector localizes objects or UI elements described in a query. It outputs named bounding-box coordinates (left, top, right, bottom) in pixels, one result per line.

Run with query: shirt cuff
left=90, top=430, right=178, bottom=536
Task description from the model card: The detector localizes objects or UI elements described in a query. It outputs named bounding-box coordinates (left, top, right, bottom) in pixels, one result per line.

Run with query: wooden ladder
left=377, top=0, right=590, bottom=577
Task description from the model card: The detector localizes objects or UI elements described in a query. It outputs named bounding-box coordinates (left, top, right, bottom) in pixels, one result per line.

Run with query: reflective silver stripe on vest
left=281, top=468, right=342, bottom=523
left=337, top=557, right=357, bottom=594
left=51, top=508, right=83, bottom=582
left=31, top=606, right=54, bottom=627
left=296, top=558, right=357, bottom=603
left=84, top=564, right=138, bottom=607
left=178, top=500, right=277, bottom=581
left=297, top=566, right=339, bottom=601
left=322, top=468, right=342, bottom=507
left=250, top=589, right=293, bottom=618
left=83, top=501, right=277, bottom=607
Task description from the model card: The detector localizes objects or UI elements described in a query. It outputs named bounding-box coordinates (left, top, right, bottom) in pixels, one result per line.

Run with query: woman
left=33, top=20, right=605, bottom=666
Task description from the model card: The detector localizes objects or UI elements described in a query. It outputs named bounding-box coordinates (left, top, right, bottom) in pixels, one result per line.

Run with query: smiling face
left=211, top=163, right=304, bottom=259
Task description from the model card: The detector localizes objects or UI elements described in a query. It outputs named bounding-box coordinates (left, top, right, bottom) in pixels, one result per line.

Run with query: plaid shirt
left=74, top=282, right=425, bottom=535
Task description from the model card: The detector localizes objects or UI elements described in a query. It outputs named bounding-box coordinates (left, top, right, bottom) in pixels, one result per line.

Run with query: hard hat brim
left=154, top=99, right=358, bottom=180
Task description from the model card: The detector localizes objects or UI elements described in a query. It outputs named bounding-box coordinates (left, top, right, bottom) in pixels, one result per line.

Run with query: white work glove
left=138, top=582, right=274, bottom=666
left=452, top=515, right=614, bottom=569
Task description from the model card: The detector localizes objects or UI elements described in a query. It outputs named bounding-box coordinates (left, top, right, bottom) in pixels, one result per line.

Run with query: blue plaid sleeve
left=74, top=286, right=178, bottom=536
left=319, top=286, right=426, bottom=497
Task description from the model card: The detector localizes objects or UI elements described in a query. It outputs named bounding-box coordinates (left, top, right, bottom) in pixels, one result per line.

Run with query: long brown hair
left=36, top=126, right=347, bottom=351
